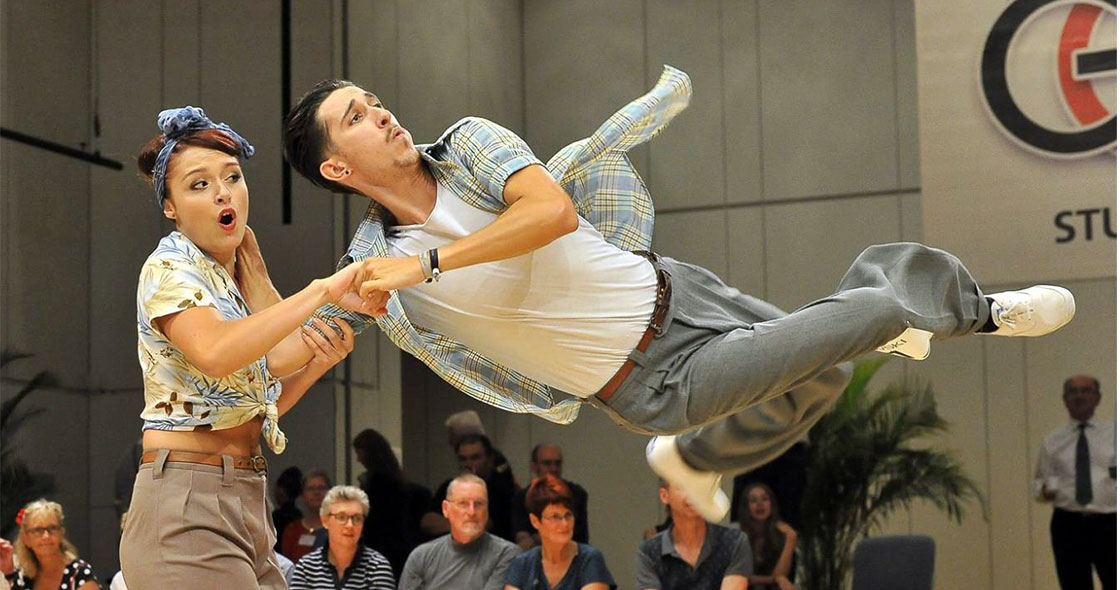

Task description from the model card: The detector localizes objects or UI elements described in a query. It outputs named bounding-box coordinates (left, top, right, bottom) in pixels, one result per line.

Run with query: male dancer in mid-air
left=281, top=66, right=1074, bottom=520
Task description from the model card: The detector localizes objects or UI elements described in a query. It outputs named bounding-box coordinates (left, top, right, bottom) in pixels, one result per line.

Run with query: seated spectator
left=424, top=434, right=519, bottom=541
left=503, top=475, right=615, bottom=590
left=0, top=499, right=100, bottom=590
left=731, top=436, right=808, bottom=532
left=273, top=466, right=305, bottom=551
left=289, top=485, right=395, bottom=589
left=400, top=474, right=519, bottom=590
left=444, top=411, right=518, bottom=488
left=636, top=480, right=751, bottom=590
left=738, top=482, right=797, bottom=590
left=511, top=444, right=590, bottom=550
left=282, top=470, right=332, bottom=562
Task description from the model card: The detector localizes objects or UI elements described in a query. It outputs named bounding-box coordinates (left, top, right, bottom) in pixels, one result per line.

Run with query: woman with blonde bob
left=0, top=499, right=100, bottom=589
left=119, top=106, right=364, bottom=589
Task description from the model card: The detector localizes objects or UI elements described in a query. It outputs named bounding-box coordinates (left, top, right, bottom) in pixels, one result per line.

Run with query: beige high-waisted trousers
left=119, top=449, right=286, bottom=589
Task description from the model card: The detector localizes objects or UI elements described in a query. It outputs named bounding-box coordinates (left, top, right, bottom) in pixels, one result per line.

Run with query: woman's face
left=323, top=499, right=365, bottom=550
left=747, top=487, right=772, bottom=521
left=163, top=146, right=248, bottom=263
left=531, top=503, right=575, bottom=545
left=21, top=513, right=64, bottom=559
left=303, top=476, right=329, bottom=512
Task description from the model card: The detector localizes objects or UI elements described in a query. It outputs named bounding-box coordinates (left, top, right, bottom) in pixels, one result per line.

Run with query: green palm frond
left=0, top=349, right=57, bottom=538
left=799, top=359, right=987, bottom=590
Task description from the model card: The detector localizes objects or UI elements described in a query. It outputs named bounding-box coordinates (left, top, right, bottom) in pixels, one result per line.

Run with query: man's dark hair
left=283, top=79, right=355, bottom=193
left=456, top=433, right=494, bottom=456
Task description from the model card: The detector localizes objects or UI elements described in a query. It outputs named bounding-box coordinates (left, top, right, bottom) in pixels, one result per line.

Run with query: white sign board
left=916, top=0, right=1115, bottom=284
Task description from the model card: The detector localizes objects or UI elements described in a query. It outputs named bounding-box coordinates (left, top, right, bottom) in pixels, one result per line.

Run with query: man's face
left=1063, top=376, right=1101, bottom=422
left=442, top=481, right=488, bottom=543
left=532, top=445, right=564, bottom=478
left=658, top=483, right=700, bottom=522
left=315, top=85, right=419, bottom=185
left=457, top=441, right=492, bottom=479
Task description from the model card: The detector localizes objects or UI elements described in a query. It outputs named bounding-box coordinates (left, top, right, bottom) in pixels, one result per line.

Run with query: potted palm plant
left=798, top=358, right=986, bottom=590
left=0, top=350, right=57, bottom=537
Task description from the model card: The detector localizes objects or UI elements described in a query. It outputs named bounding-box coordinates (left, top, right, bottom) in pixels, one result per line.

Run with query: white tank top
left=387, top=182, right=657, bottom=396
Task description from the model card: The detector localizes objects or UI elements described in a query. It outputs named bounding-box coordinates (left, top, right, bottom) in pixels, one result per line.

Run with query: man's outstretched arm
left=356, top=163, right=578, bottom=309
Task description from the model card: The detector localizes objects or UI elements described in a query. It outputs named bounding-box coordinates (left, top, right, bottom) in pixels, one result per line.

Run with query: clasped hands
left=324, top=256, right=427, bottom=317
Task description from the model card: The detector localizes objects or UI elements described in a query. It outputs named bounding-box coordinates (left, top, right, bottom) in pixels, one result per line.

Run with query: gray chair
left=850, top=534, right=935, bottom=590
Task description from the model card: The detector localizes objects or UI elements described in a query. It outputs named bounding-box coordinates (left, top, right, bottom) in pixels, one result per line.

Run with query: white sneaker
left=985, top=285, right=1075, bottom=337
left=645, top=435, right=730, bottom=522
left=877, top=327, right=933, bottom=360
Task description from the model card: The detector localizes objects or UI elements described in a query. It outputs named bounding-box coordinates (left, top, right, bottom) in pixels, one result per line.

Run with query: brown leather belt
left=140, top=450, right=268, bottom=473
left=595, top=252, right=672, bottom=404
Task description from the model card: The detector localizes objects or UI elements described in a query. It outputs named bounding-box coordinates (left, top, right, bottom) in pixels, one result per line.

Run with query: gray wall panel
left=894, top=0, right=920, bottom=188
left=161, top=0, right=200, bottom=106
left=653, top=210, right=729, bottom=279
left=91, top=0, right=163, bottom=389
left=726, top=207, right=767, bottom=299
left=721, top=0, right=763, bottom=204
left=468, top=0, right=524, bottom=130
left=758, top=1, right=899, bottom=200
left=646, top=0, right=725, bottom=209
left=523, top=0, right=646, bottom=160
left=397, top=0, right=471, bottom=143
left=763, top=195, right=902, bottom=310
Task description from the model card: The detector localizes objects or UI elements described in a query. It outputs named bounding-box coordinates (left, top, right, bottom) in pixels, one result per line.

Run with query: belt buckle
left=249, top=455, right=267, bottom=474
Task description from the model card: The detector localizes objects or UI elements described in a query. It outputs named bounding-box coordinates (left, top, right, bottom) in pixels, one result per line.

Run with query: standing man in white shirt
left=1034, top=375, right=1116, bottom=590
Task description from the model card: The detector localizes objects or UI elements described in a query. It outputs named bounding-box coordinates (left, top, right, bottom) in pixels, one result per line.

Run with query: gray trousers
left=589, top=242, right=988, bottom=473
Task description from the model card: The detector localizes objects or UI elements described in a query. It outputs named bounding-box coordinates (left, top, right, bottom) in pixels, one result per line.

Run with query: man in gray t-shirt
left=400, top=473, right=519, bottom=590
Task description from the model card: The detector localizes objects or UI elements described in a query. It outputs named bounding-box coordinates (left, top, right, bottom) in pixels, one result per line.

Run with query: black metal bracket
left=0, top=127, right=123, bottom=170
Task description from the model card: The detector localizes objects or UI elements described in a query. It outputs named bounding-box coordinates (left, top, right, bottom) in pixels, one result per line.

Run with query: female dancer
left=119, top=106, right=361, bottom=588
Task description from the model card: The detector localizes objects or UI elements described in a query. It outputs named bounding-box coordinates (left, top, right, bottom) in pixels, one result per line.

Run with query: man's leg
left=1090, top=513, right=1116, bottom=589
left=1051, top=509, right=1094, bottom=590
left=677, top=363, right=850, bottom=475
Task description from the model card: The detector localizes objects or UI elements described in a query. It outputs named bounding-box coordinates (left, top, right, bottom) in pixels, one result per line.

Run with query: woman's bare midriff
left=142, top=416, right=265, bottom=456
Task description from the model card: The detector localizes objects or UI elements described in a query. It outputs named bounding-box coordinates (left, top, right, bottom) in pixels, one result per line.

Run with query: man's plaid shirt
left=313, top=66, right=692, bottom=424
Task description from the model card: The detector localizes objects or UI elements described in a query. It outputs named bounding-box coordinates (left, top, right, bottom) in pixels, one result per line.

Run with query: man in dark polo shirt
left=636, top=479, right=751, bottom=590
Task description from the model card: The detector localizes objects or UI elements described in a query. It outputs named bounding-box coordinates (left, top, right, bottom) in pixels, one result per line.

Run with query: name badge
left=298, top=534, right=316, bottom=547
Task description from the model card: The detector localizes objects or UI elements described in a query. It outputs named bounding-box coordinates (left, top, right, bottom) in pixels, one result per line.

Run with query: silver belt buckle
left=249, top=455, right=267, bottom=474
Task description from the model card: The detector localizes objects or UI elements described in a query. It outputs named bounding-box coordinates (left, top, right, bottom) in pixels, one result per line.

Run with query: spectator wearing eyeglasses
left=282, top=470, right=332, bottom=562
left=289, top=486, right=394, bottom=589
left=504, top=475, right=615, bottom=590
left=511, top=443, right=590, bottom=550
left=400, top=474, right=519, bottom=590
left=1, top=499, right=100, bottom=590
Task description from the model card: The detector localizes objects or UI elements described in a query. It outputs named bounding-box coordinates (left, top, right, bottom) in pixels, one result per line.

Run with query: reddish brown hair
left=137, top=128, right=242, bottom=189
left=525, top=474, right=573, bottom=518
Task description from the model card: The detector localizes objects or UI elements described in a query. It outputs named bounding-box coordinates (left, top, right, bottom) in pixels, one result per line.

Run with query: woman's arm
left=773, top=522, right=798, bottom=577
left=276, top=320, right=354, bottom=416
left=156, top=263, right=360, bottom=379
left=579, top=584, right=610, bottom=590
left=77, top=582, right=100, bottom=590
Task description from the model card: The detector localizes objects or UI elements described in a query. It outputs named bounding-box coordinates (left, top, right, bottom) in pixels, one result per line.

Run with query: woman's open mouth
left=218, top=208, right=237, bottom=231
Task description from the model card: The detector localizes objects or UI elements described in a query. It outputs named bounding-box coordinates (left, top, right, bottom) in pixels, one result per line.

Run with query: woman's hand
left=777, top=575, right=796, bottom=590
left=321, top=262, right=367, bottom=312
left=301, top=318, right=355, bottom=373
left=0, top=537, right=14, bottom=575
left=235, top=226, right=282, bottom=312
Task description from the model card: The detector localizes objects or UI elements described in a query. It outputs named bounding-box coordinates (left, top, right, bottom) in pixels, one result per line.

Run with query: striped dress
left=290, top=545, right=395, bottom=590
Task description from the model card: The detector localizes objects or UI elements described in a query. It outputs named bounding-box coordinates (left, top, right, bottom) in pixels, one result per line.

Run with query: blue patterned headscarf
left=151, top=106, right=255, bottom=207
